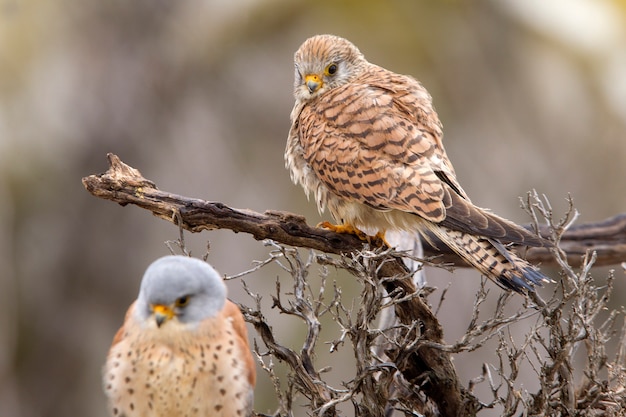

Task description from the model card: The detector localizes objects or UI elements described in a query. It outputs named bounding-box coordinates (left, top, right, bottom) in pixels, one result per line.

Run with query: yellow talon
left=317, top=221, right=366, bottom=239
left=317, top=222, right=389, bottom=248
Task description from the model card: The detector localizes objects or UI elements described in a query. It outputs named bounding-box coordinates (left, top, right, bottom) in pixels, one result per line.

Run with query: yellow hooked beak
left=304, top=74, right=322, bottom=93
left=152, top=304, right=175, bottom=327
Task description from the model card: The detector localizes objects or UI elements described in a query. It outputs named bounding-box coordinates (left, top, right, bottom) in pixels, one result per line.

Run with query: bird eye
left=175, top=295, right=190, bottom=307
left=325, top=63, right=338, bottom=76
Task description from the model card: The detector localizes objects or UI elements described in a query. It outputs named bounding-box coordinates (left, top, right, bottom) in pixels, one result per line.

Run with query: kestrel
left=286, top=34, right=551, bottom=293
left=103, top=255, right=255, bottom=417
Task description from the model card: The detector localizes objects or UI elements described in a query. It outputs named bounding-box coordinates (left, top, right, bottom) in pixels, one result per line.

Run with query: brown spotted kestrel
left=286, top=34, right=551, bottom=293
left=103, top=256, right=256, bottom=416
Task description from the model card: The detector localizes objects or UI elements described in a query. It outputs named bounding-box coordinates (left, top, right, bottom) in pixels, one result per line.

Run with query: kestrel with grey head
left=286, top=34, right=551, bottom=293
left=103, top=255, right=255, bottom=416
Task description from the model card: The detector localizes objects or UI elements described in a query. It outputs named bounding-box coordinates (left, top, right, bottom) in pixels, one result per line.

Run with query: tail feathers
left=486, top=238, right=551, bottom=291
left=430, top=226, right=551, bottom=294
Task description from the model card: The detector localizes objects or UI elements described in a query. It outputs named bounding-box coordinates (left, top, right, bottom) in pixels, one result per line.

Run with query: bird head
left=134, top=256, right=227, bottom=328
left=293, top=34, right=367, bottom=102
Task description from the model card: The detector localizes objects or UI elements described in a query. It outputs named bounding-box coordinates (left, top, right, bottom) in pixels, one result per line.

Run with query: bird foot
left=317, top=222, right=388, bottom=247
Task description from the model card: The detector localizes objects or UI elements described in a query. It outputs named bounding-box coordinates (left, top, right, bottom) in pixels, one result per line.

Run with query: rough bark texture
left=83, top=154, right=626, bottom=268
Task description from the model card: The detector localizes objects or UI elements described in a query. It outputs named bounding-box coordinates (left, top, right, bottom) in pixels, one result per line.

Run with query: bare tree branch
left=82, top=154, right=626, bottom=268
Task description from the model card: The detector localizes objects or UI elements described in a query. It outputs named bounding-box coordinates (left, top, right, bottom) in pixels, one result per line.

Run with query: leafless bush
left=231, top=194, right=625, bottom=417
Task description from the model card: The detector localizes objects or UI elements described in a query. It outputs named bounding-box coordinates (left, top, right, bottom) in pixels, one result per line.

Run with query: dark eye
left=326, top=63, right=338, bottom=76
left=175, top=295, right=190, bottom=307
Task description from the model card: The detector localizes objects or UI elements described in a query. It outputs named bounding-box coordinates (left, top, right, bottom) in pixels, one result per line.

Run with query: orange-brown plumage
left=286, top=34, right=551, bottom=293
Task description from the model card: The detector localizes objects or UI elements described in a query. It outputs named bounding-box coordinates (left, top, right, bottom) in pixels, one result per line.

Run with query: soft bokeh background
left=1, top=0, right=625, bottom=416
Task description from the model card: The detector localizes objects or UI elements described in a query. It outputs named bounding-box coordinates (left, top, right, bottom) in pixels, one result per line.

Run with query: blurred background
left=1, top=0, right=625, bottom=416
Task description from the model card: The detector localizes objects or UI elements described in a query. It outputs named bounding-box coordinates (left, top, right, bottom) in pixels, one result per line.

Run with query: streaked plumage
left=286, top=34, right=551, bottom=293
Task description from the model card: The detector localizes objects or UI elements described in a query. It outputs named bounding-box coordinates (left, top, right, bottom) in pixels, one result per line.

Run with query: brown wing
left=298, top=66, right=549, bottom=247
left=109, top=301, right=135, bottom=348
left=440, top=188, right=549, bottom=246
left=299, top=68, right=452, bottom=222
left=223, top=300, right=256, bottom=387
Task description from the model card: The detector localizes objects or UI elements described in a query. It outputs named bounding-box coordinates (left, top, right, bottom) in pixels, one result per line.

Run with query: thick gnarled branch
left=83, top=153, right=626, bottom=268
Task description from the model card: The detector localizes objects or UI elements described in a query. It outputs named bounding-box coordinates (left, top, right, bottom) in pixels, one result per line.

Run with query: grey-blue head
left=134, top=256, right=227, bottom=327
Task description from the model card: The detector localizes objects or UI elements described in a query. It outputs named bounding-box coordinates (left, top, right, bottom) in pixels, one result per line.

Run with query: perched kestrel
left=286, top=34, right=551, bottom=293
left=103, top=256, right=256, bottom=416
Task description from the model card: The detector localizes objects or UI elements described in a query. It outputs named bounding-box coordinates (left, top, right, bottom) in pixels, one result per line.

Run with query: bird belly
left=327, top=196, right=431, bottom=236
left=104, top=328, right=253, bottom=417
